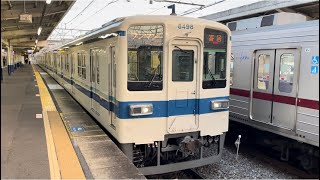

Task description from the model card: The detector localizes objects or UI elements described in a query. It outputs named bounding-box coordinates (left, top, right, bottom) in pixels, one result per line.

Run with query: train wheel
left=299, top=154, right=313, bottom=171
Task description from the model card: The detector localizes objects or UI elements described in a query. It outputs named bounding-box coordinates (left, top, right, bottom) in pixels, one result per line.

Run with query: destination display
left=204, top=28, right=228, bottom=49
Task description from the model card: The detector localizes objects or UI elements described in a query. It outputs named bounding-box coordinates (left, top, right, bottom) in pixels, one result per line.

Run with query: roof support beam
left=7, top=0, right=12, bottom=10
left=1, top=6, right=69, bottom=20
left=2, top=27, right=51, bottom=37
left=1, top=38, right=9, bottom=46
left=275, top=7, right=296, bottom=13
left=11, top=40, right=48, bottom=48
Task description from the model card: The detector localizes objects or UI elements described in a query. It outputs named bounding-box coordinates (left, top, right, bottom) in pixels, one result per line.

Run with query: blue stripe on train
left=53, top=70, right=229, bottom=119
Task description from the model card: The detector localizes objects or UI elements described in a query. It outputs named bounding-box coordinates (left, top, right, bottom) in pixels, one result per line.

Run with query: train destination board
left=204, top=28, right=228, bottom=49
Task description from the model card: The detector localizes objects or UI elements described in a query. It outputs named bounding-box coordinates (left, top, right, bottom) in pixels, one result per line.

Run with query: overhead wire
left=53, top=0, right=226, bottom=40
left=66, top=0, right=95, bottom=24
left=58, top=0, right=119, bottom=40
left=179, top=0, right=226, bottom=16
left=73, top=0, right=120, bottom=29
left=147, top=4, right=171, bottom=15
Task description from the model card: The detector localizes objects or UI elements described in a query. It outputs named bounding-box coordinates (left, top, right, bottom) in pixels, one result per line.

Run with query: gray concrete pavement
left=1, top=64, right=50, bottom=179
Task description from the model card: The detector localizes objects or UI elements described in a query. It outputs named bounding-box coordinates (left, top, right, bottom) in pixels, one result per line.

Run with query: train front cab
left=117, top=19, right=231, bottom=175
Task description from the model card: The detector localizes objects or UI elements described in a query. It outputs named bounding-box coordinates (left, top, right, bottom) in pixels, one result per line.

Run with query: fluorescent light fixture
left=46, top=0, right=52, bottom=4
left=99, top=33, right=118, bottom=39
left=76, top=42, right=83, bottom=46
left=37, top=27, right=42, bottom=35
left=35, top=39, right=38, bottom=44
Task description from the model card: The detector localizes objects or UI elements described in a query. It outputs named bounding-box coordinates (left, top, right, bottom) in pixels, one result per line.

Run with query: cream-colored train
left=36, top=15, right=231, bottom=175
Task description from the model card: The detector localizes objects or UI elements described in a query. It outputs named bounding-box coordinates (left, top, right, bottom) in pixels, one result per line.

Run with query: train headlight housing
left=129, top=104, right=153, bottom=116
left=211, top=100, right=229, bottom=110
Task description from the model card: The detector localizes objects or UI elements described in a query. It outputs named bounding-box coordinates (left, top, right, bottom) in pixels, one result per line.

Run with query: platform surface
left=1, top=64, right=50, bottom=179
left=37, top=65, right=146, bottom=179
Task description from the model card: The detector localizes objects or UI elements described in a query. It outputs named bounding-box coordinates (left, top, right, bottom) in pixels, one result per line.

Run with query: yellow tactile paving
left=32, top=65, right=85, bottom=179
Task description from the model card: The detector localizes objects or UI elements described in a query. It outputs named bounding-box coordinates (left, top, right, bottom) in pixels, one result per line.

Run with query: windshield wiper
left=147, top=64, right=161, bottom=88
left=174, top=46, right=192, bottom=54
left=207, top=68, right=217, bottom=86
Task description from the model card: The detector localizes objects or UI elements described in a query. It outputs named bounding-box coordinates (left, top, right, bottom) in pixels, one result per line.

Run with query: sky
left=49, top=0, right=265, bottom=40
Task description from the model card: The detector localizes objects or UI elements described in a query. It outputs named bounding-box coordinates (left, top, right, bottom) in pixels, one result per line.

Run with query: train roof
left=43, top=15, right=229, bottom=52
left=231, top=19, right=319, bottom=36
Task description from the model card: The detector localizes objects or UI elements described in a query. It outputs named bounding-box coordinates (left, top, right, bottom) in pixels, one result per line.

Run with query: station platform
left=1, top=64, right=145, bottom=179
left=1, top=64, right=50, bottom=179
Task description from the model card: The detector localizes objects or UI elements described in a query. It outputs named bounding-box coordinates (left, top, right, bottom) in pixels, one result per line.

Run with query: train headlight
left=129, top=104, right=153, bottom=116
left=211, top=100, right=229, bottom=110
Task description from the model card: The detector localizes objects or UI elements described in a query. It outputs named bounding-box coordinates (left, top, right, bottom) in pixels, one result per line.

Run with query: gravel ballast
left=193, top=144, right=299, bottom=179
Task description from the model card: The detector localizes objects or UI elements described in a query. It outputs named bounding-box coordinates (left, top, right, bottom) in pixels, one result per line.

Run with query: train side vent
left=228, top=22, right=237, bottom=31
left=261, top=15, right=274, bottom=27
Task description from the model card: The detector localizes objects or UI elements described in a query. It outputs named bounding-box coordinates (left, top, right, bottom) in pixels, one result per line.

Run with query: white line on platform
left=36, top=114, right=43, bottom=119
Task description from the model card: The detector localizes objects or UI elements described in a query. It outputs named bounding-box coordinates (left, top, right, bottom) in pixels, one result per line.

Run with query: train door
left=71, top=53, right=76, bottom=94
left=90, top=49, right=95, bottom=111
left=109, top=47, right=116, bottom=128
left=167, top=39, right=200, bottom=134
left=272, top=49, right=300, bottom=130
left=252, top=50, right=275, bottom=123
left=252, top=49, right=300, bottom=130
left=90, top=49, right=100, bottom=115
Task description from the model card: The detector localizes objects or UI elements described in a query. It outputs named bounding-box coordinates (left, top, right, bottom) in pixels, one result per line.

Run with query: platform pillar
left=7, top=43, right=13, bottom=75
left=1, top=38, right=3, bottom=81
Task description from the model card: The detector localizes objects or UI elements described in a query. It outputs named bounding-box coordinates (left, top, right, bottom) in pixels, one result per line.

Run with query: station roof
left=1, top=0, right=75, bottom=52
left=201, top=0, right=319, bottom=23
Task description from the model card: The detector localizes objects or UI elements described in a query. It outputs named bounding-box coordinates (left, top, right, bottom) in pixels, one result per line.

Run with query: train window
left=97, top=53, right=100, bottom=84
left=61, top=55, right=64, bottom=71
left=203, top=29, right=228, bottom=89
left=77, top=53, right=82, bottom=78
left=172, top=50, right=194, bottom=82
left=91, top=52, right=96, bottom=82
left=81, top=54, right=86, bottom=79
left=66, top=54, right=69, bottom=72
left=58, top=55, right=61, bottom=68
left=54, top=54, right=57, bottom=67
left=230, top=53, right=234, bottom=86
left=279, top=53, right=294, bottom=93
left=71, top=54, right=74, bottom=74
left=203, top=49, right=227, bottom=89
left=257, top=54, right=270, bottom=90
left=127, top=25, right=164, bottom=91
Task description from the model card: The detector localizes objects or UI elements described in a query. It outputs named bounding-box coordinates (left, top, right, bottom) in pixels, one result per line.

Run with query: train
left=226, top=12, right=319, bottom=171
left=35, top=15, right=231, bottom=175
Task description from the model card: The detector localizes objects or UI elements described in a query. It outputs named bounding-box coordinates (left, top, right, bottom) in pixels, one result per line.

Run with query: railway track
left=182, top=169, right=205, bottom=179
left=146, top=169, right=204, bottom=179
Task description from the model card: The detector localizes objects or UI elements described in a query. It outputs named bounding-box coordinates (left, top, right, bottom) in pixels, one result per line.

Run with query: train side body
left=230, top=20, right=319, bottom=147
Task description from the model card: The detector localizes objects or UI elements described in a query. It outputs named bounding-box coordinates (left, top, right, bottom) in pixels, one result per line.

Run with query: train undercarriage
left=119, top=132, right=225, bottom=175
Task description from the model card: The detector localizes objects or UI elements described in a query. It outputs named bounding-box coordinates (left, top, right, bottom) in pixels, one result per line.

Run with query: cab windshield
left=127, top=25, right=164, bottom=91
left=203, top=28, right=228, bottom=89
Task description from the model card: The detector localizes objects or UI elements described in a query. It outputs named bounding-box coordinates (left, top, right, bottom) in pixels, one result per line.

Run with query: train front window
left=172, top=50, right=194, bottom=82
left=203, top=28, right=228, bottom=89
left=127, top=25, right=164, bottom=91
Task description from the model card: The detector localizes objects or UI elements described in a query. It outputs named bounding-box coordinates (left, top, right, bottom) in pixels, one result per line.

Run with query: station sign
left=19, top=14, right=32, bottom=23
